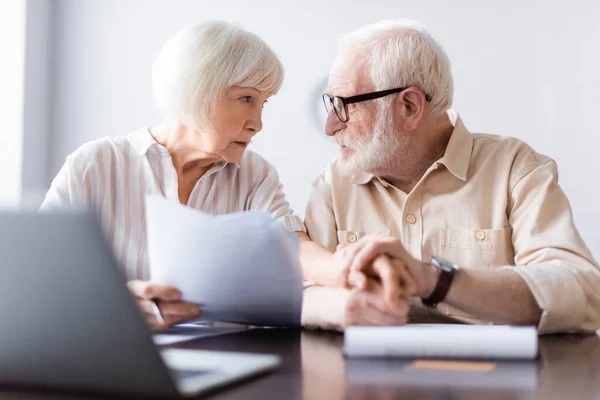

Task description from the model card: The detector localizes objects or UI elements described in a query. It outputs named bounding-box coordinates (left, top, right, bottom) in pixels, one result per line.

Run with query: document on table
left=345, top=324, right=538, bottom=360
left=153, top=324, right=247, bottom=346
left=145, top=195, right=303, bottom=327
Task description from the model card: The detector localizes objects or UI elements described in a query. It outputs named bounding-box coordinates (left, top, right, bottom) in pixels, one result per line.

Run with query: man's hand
left=127, top=280, right=201, bottom=332
left=336, top=235, right=438, bottom=302
left=301, top=277, right=410, bottom=331
left=344, top=277, right=410, bottom=327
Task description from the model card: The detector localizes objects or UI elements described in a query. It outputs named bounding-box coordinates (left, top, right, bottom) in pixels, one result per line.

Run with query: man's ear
left=395, top=87, right=426, bottom=132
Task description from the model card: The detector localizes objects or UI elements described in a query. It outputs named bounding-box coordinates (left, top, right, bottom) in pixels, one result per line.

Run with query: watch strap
left=422, top=258, right=457, bottom=308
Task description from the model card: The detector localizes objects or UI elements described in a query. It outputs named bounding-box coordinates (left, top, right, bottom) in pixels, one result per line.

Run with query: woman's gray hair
left=152, top=21, right=284, bottom=131
left=339, top=19, right=453, bottom=115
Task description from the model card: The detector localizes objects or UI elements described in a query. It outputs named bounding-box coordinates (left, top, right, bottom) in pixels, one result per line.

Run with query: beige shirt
left=41, top=127, right=305, bottom=281
left=305, top=111, right=600, bottom=334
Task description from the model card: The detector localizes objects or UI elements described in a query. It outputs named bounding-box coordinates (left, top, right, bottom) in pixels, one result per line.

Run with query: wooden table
left=2, top=328, right=600, bottom=399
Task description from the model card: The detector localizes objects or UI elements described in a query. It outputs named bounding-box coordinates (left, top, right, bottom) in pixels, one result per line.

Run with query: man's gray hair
left=152, top=21, right=284, bottom=131
left=339, top=19, right=453, bottom=115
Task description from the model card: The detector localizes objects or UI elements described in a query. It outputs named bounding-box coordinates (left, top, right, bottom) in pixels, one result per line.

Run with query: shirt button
left=405, top=214, right=417, bottom=224
left=474, top=230, right=487, bottom=240
left=347, top=232, right=358, bottom=243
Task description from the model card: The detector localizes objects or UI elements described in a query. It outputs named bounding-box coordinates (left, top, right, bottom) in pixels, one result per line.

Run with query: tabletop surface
left=1, top=328, right=599, bottom=400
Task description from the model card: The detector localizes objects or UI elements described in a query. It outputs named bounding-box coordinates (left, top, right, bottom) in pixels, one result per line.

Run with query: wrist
left=423, top=261, right=440, bottom=298
left=421, top=257, right=460, bottom=308
left=301, top=286, right=348, bottom=331
left=314, top=256, right=341, bottom=287
left=301, top=245, right=339, bottom=287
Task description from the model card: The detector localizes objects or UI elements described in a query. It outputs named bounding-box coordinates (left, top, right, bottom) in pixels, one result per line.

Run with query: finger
left=345, top=289, right=371, bottom=326
left=400, top=260, right=420, bottom=297
left=138, top=299, right=201, bottom=318
left=337, top=240, right=367, bottom=269
left=334, top=251, right=352, bottom=288
left=337, top=241, right=370, bottom=287
left=139, top=306, right=167, bottom=332
left=352, top=257, right=413, bottom=306
left=162, top=301, right=202, bottom=318
left=400, top=262, right=419, bottom=297
left=128, top=280, right=182, bottom=301
left=346, top=288, right=409, bottom=326
left=352, top=257, right=415, bottom=306
left=164, top=312, right=199, bottom=328
left=349, top=237, right=406, bottom=273
left=371, top=256, right=401, bottom=306
left=336, top=243, right=350, bottom=251
left=146, top=316, right=164, bottom=332
left=140, top=303, right=201, bottom=332
left=359, top=306, right=408, bottom=326
left=336, top=241, right=370, bottom=288
left=347, top=270, right=367, bottom=290
left=347, top=304, right=388, bottom=326
left=143, top=310, right=192, bottom=332
left=144, top=283, right=182, bottom=301
left=363, top=279, right=410, bottom=316
left=372, top=312, right=408, bottom=326
left=348, top=238, right=420, bottom=298
left=391, top=258, right=416, bottom=297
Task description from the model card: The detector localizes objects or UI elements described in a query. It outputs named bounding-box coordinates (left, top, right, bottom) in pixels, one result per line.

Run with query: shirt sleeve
left=507, top=156, right=600, bottom=334
left=246, top=155, right=305, bottom=233
left=304, top=172, right=338, bottom=252
left=40, top=154, right=89, bottom=210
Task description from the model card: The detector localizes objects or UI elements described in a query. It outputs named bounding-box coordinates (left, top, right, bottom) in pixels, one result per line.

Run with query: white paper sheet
left=153, top=325, right=246, bottom=345
left=145, top=195, right=303, bottom=327
left=345, top=324, right=538, bottom=360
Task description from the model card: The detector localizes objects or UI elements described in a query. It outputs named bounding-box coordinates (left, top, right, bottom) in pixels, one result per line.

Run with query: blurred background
left=1, top=0, right=599, bottom=259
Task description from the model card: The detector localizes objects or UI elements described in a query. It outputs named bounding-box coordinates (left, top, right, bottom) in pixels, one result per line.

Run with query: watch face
left=432, top=256, right=459, bottom=272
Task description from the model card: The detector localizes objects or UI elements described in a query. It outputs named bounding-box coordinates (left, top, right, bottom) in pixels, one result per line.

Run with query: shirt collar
left=128, top=127, right=158, bottom=156
left=437, top=111, right=473, bottom=182
left=127, top=126, right=240, bottom=170
left=350, top=172, right=376, bottom=185
left=349, top=110, right=473, bottom=185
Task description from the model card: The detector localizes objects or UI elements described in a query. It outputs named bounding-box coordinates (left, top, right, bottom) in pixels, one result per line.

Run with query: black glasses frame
left=322, top=87, right=432, bottom=123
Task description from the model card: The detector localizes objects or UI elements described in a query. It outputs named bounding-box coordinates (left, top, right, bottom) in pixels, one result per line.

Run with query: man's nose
left=325, top=111, right=345, bottom=137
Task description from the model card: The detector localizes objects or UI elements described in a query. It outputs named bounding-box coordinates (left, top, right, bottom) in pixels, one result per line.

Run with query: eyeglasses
left=322, top=87, right=432, bottom=123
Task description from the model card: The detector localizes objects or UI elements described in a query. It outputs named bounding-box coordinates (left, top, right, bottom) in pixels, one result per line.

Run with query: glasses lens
left=333, top=97, right=347, bottom=122
left=322, top=94, right=333, bottom=113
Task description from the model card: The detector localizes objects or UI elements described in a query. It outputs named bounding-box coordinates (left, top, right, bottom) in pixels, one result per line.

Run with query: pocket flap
left=440, top=227, right=511, bottom=251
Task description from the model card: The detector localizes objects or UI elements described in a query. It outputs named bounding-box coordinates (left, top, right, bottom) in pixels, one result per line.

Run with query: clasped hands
left=335, top=235, right=438, bottom=327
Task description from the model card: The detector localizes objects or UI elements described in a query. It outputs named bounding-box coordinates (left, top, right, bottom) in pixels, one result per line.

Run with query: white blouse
left=41, top=127, right=305, bottom=280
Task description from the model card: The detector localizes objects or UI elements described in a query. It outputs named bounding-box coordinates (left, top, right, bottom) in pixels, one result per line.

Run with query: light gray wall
left=38, top=0, right=600, bottom=257
left=0, top=0, right=26, bottom=205
left=21, top=0, right=52, bottom=204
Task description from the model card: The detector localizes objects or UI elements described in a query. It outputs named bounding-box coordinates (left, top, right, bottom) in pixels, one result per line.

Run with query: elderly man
left=299, top=19, right=600, bottom=335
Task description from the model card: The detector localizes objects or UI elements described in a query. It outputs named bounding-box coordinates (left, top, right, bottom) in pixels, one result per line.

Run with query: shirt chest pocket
left=337, top=229, right=392, bottom=245
left=438, top=227, right=514, bottom=268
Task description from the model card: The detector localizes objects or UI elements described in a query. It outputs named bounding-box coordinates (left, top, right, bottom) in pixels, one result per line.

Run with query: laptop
left=0, top=210, right=280, bottom=397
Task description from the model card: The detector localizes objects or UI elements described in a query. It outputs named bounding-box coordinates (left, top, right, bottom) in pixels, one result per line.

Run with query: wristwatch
left=421, top=256, right=459, bottom=308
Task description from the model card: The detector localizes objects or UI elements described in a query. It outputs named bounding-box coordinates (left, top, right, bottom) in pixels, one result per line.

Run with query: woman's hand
left=127, top=280, right=202, bottom=332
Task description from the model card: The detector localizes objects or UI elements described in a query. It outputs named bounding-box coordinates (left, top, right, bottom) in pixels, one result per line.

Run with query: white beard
left=336, top=107, right=401, bottom=177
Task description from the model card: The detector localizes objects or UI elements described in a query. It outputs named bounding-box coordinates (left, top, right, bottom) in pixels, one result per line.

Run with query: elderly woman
left=41, top=21, right=309, bottom=331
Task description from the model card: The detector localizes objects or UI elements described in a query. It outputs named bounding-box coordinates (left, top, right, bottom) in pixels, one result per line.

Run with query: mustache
left=334, top=131, right=353, bottom=147
left=335, top=131, right=368, bottom=148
